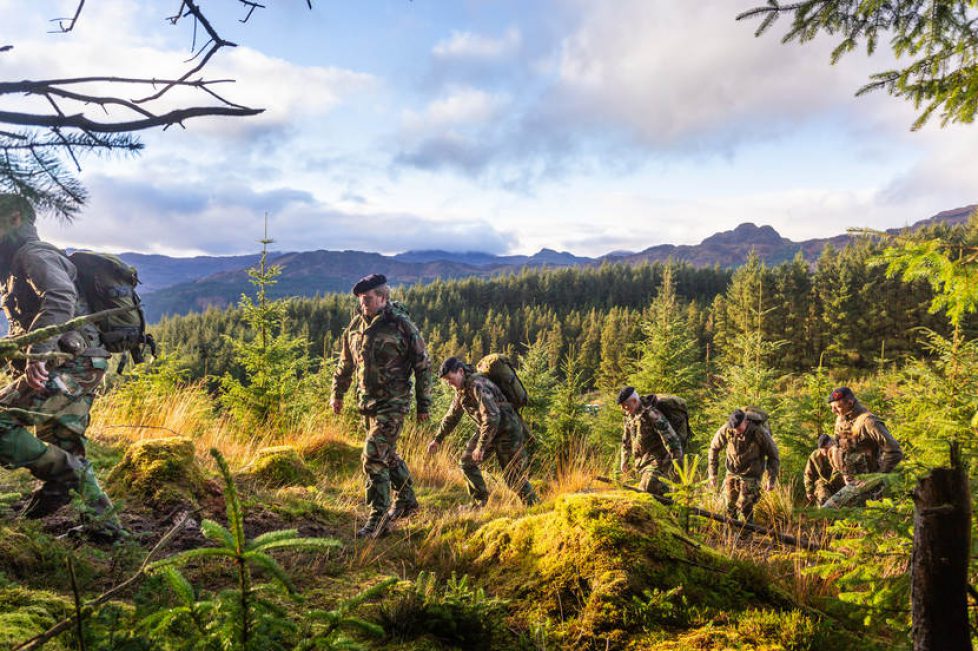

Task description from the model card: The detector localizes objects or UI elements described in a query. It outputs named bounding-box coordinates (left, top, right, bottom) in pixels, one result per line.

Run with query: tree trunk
left=911, top=443, right=972, bottom=651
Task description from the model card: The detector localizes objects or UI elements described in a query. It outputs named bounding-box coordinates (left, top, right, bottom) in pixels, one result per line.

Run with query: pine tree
left=220, top=222, right=309, bottom=427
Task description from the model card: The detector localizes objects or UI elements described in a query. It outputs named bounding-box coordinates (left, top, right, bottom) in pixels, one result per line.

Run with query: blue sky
left=2, top=0, right=975, bottom=257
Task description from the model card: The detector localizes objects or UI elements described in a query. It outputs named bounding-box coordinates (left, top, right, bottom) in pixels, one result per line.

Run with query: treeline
left=151, top=239, right=965, bottom=388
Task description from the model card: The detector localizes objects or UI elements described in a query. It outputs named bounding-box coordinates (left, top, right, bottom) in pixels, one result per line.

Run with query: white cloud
left=549, top=0, right=886, bottom=149
left=402, top=87, right=509, bottom=132
left=433, top=28, right=521, bottom=61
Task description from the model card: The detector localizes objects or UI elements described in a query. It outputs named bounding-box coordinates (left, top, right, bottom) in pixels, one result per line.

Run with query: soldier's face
left=357, top=289, right=387, bottom=317
left=830, top=398, right=853, bottom=417
left=620, top=395, right=640, bottom=416
left=442, top=368, right=464, bottom=389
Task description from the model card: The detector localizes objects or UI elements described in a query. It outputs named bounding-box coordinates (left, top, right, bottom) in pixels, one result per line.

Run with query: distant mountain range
left=135, top=204, right=975, bottom=322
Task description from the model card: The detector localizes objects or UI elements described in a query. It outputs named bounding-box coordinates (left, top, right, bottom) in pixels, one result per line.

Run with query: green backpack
left=476, top=354, right=528, bottom=411
left=653, top=394, right=693, bottom=449
left=69, top=251, right=156, bottom=369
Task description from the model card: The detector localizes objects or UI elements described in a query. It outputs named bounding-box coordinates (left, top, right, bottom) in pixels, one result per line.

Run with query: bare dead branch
left=49, top=0, right=86, bottom=34
left=0, top=45, right=12, bottom=53
left=0, top=106, right=263, bottom=133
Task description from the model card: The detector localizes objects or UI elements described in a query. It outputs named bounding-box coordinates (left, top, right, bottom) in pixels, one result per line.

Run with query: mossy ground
left=242, top=445, right=316, bottom=487
left=0, top=428, right=884, bottom=651
left=105, top=436, right=206, bottom=510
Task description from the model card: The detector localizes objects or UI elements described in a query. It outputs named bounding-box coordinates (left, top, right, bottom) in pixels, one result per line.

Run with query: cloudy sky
left=3, top=0, right=975, bottom=257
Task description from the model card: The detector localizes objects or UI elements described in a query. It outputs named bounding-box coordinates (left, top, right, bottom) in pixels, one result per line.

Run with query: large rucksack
left=653, top=394, right=693, bottom=449
left=476, top=354, right=528, bottom=411
left=69, top=251, right=156, bottom=370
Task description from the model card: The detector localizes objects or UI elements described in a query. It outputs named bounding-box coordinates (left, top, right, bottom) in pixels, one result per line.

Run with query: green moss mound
left=105, top=437, right=205, bottom=510
left=469, top=491, right=806, bottom=649
left=300, top=433, right=361, bottom=476
left=0, top=587, right=70, bottom=650
left=243, top=446, right=316, bottom=488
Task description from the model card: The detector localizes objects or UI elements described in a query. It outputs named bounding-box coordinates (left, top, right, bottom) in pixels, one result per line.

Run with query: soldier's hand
left=25, top=360, right=49, bottom=390
left=767, top=481, right=776, bottom=491
left=472, top=449, right=484, bottom=463
left=709, top=477, right=717, bottom=490
left=426, top=440, right=440, bottom=455
left=330, top=398, right=343, bottom=415
left=619, top=461, right=629, bottom=475
left=417, top=412, right=430, bottom=423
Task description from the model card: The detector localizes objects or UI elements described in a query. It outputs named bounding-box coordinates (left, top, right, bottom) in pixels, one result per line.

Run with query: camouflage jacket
left=829, top=402, right=902, bottom=484
left=708, top=414, right=780, bottom=482
left=1, top=233, right=103, bottom=359
left=330, top=301, right=432, bottom=415
left=803, top=446, right=842, bottom=498
left=621, top=394, right=683, bottom=472
left=434, top=371, right=524, bottom=456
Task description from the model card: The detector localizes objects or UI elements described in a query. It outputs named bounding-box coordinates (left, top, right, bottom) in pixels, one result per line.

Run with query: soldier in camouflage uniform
left=330, top=274, right=431, bottom=538
left=803, top=434, right=844, bottom=507
left=0, top=194, right=120, bottom=535
left=821, top=387, right=903, bottom=509
left=708, top=408, right=779, bottom=523
left=427, top=357, right=539, bottom=507
left=616, top=386, right=684, bottom=497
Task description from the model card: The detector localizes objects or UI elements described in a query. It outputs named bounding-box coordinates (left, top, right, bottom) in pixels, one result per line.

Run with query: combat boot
left=19, top=445, right=80, bottom=519
left=76, top=459, right=126, bottom=541
left=356, top=515, right=391, bottom=539
left=387, top=499, right=420, bottom=522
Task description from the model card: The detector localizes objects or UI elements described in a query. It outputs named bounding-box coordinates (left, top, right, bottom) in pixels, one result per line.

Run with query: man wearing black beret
left=330, top=273, right=432, bottom=538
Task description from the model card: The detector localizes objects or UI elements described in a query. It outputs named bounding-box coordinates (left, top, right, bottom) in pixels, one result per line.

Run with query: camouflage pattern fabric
left=435, top=372, right=538, bottom=505
left=621, top=395, right=683, bottom=493
left=361, top=412, right=417, bottom=524
left=803, top=446, right=844, bottom=506
left=331, top=301, right=432, bottom=416
left=821, top=475, right=889, bottom=509
left=708, top=417, right=780, bottom=484
left=723, top=475, right=761, bottom=521
left=0, top=355, right=107, bottom=461
left=831, top=401, right=903, bottom=485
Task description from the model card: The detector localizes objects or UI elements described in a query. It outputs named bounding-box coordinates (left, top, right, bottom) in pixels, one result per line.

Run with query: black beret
left=817, top=434, right=833, bottom=448
left=439, top=356, right=465, bottom=377
left=728, top=409, right=746, bottom=429
left=616, top=386, right=637, bottom=405
left=827, top=386, right=855, bottom=404
left=352, top=273, right=387, bottom=296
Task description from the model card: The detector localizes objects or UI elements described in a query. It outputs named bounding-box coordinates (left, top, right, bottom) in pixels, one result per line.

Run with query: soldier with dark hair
left=616, top=386, right=683, bottom=496
left=331, top=273, right=431, bottom=538
left=428, top=356, right=538, bottom=508
left=708, top=408, right=779, bottom=523
left=803, top=434, right=843, bottom=506
left=822, top=387, right=903, bottom=508
left=0, top=194, right=121, bottom=537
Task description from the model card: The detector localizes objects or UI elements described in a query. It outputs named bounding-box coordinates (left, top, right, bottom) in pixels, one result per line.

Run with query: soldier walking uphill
left=617, top=387, right=684, bottom=497
left=708, top=408, right=779, bottom=523
left=821, top=386, right=903, bottom=509
left=0, top=194, right=121, bottom=537
left=803, top=434, right=844, bottom=507
left=427, top=357, right=539, bottom=508
left=330, top=274, right=431, bottom=538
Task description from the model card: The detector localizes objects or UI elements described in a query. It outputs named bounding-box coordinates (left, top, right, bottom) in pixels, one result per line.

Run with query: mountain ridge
left=139, top=204, right=976, bottom=321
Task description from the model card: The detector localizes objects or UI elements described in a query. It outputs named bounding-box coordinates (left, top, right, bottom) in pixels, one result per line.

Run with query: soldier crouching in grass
left=427, top=357, right=539, bottom=508
left=617, top=386, right=683, bottom=497
left=330, top=274, right=431, bottom=538
left=821, top=386, right=903, bottom=509
left=0, top=194, right=122, bottom=539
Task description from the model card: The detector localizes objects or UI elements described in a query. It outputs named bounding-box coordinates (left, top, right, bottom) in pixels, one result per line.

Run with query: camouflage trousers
left=821, top=476, right=887, bottom=509
left=724, top=475, right=761, bottom=522
left=361, top=412, right=417, bottom=524
left=811, top=478, right=844, bottom=507
left=459, top=428, right=538, bottom=506
left=636, top=459, right=674, bottom=497
left=0, top=356, right=106, bottom=474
